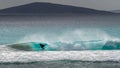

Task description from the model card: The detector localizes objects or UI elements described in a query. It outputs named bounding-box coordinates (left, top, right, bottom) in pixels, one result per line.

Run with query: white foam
left=0, top=51, right=120, bottom=63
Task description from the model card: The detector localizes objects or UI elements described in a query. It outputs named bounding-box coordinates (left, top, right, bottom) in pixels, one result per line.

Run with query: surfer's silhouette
left=39, top=44, right=45, bottom=50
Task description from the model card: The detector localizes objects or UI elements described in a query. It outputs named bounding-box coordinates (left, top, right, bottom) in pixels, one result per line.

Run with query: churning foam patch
left=1, top=51, right=120, bottom=63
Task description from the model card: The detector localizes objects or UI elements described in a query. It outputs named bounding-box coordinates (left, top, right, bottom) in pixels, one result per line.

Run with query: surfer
left=39, top=44, right=45, bottom=50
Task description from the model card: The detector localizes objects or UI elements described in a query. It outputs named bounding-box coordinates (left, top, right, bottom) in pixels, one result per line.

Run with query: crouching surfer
left=39, top=43, right=45, bottom=50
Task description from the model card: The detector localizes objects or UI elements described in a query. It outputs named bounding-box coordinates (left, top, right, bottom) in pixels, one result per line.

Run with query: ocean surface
left=0, top=15, right=120, bottom=68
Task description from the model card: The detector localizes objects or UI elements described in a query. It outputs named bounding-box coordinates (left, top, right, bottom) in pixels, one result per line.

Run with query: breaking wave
left=0, top=29, right=120, bottom=63
left=4, top=29, right=119, bottom=51
left=1, top=40, right=120, bottom=51
left=0, top=29, right=120, bottom=51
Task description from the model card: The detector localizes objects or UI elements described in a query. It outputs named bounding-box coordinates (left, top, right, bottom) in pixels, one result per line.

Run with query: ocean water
left=0, top=15, right=120, bottom=68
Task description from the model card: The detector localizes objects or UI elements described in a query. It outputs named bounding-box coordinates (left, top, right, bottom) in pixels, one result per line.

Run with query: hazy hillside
left=111, top=10, right=120, bottom=13
left=0, top=2, right=115, bottom=15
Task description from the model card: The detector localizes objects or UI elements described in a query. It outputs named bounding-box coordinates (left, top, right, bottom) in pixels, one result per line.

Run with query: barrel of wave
left=7, top=42, right=48, bottom=51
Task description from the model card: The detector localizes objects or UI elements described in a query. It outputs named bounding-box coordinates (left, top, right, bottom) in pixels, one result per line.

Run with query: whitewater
left=0, top=50, right=120, bottom=63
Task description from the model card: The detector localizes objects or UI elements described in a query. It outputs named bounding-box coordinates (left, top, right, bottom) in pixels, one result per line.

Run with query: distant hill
left=111, top=10, right=120, bottom=13
left=0, top=2, right=115, bottom=15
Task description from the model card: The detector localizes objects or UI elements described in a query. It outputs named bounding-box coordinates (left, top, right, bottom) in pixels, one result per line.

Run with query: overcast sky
left=0, top=0, right=120, bottom=10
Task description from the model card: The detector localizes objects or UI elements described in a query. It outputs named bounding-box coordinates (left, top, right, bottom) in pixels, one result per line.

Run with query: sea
left=0, top=14, right=120, bottom=68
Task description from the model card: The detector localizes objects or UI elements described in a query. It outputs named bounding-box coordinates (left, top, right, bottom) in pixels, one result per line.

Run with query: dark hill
left=0, top=2, right=115, bottom=15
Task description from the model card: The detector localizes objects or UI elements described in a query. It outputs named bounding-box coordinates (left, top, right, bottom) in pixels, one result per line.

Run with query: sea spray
left=10, top=29, right=120, bottom=51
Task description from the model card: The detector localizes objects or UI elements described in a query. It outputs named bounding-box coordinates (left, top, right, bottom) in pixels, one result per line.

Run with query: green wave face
left=32, top=42, right=48, bottom=51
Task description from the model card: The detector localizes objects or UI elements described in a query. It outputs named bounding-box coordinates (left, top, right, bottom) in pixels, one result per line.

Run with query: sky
left=0, top=0, right=120, bottom=11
